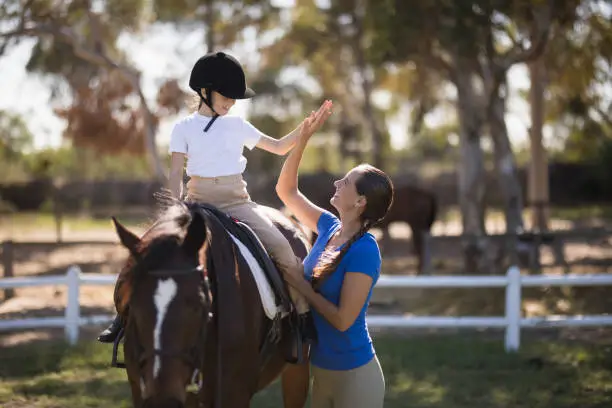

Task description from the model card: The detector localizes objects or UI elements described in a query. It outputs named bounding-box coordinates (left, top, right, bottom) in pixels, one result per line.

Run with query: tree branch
left=497, top=22, right=524, bottom=51
left=0, top=23, right=138, bottom=75
left=497, top=0, right=553, bottom=70
left=594, top=105, right=612, bottom=130
left=0, top=18, right=166, bottom=180
left=482, top=1, right=553, bottom=115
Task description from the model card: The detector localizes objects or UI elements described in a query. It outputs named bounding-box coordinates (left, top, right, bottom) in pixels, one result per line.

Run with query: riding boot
left=97, top=314, right=123, bottom=343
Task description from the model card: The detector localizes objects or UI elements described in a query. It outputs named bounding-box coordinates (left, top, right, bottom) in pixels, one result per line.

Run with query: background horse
left=111, top=199, right=310, bottom=407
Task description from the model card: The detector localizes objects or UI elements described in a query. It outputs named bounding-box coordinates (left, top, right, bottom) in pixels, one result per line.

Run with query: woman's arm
left=168, top=152, right=186, bottom=199
left=290, top=272, right=373, bottom=332
left=276, top=100, right=333, bottom=232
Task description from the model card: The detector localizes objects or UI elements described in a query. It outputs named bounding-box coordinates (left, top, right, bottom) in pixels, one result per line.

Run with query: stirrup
left=111, top=327, right=126, bottom=369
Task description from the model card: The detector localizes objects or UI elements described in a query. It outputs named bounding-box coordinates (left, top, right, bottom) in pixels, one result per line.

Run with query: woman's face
left=330, top=168, right=364, bottom=215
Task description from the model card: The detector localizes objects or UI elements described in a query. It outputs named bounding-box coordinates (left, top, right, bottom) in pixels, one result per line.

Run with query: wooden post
left=528, top=56, right=550, bottom=231
left=2, top=240, right=15, bottom=300
left=53, top=184, right=63, bottom=243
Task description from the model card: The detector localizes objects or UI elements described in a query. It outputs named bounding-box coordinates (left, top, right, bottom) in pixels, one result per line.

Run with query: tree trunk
left=356, top=61, right=384, bottom=169
left=205, top=0, right=216, bottom=51
left=453, top=64, right=489, bottom=273
left=131, top=77, right=165, bottom=182
left=489, top=79, right=525, bottom=235
left=351, top=3, right=385, bottom=170
left=528, top=56, right=549, bottom=230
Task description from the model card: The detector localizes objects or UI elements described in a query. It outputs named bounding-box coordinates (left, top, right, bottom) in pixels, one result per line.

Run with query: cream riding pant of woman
left=311, top=356, right=385, bottom=408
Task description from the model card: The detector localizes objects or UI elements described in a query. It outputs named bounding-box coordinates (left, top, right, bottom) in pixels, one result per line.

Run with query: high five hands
left=299, top=100, right=334, bottom=144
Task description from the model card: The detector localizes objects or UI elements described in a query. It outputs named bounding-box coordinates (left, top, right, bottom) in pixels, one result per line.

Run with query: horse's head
left=113, top=201, right=212, bottom=407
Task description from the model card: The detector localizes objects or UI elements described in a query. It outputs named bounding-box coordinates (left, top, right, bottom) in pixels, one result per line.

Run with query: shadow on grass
left=376, top=334, right=612, bottom=408
left=1, top=334, right=611, bottom=408
left=0, top=340, right=116, bottom=379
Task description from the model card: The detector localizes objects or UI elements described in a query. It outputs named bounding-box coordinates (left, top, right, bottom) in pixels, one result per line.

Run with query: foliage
left=0, top=110, right=34, bottom=158
left=545, top=1, right=612, bottom=152
left=1, top=0, right=611, bottom=181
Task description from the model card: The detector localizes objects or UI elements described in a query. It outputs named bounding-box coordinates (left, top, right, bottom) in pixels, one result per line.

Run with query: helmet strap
left=200, top=88, right=219, bottom=132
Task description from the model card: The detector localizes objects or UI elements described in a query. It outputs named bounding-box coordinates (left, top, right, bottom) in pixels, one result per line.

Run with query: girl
left=276, top=104, right=393, bottom=408
left=98, top=51, right=321, bottom=344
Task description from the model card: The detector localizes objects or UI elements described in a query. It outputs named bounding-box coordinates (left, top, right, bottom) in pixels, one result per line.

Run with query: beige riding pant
left=186, top=174, right=309, bottom=314
left=311, top=356, right=385, bottom=408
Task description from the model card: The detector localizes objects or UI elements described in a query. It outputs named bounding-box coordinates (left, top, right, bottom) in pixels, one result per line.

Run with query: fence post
left=2, top=240, right=15, bottom=300
left=65, top=265, right=81, bottom=345
left=505, top=265, right=521, bottom=352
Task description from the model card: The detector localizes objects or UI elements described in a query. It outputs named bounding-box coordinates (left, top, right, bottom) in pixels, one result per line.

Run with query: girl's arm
left=256, top=125, right=302, bottom=156
left=276, top=100, right=333, bottom=232
left=168, top=152, right=186, bottom=199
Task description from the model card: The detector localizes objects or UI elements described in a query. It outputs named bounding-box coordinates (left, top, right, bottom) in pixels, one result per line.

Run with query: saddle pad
left=228, top=232, right=285, bottom=320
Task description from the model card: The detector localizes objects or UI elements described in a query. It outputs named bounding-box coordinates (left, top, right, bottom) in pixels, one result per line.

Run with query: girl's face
left=210, top=90, right=235, bottom=116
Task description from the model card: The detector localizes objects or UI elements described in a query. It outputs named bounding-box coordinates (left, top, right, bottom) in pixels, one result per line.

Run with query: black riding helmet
left=189, top=52, right=255, bottom=132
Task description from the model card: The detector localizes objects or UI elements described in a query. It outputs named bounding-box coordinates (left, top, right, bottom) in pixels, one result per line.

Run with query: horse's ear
left=182, top=210, right=207, bottom=256
left=112, top=217, right=141, bottom=255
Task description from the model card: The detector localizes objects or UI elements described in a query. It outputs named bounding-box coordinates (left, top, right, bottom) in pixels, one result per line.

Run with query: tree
left=479, top=0, right=578, bottom=241
left=544, top=2, right=612, bottom=154
left=367, top=0, right=573, bottom=271
left=0, top=0, right=169, bottom=180
left=257, top=0, right=394, bottom=171
left=0, top=0, right=284, bottom=182
left=0, top=110, right=34, bottom=159
left=153, top=0, right=281, bottom=52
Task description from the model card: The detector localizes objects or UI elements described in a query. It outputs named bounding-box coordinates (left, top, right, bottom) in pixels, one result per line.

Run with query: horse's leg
left=281, top=345, right=310, bottom=408
left=220, top=346, right=260, bottom=408
left=126, top=370, right=143, bottom=407
left=411, top=225, right=426, bottom=275
left=257, top=352, right=286, bottom=390
left=123, top=335, right=143, bottom=407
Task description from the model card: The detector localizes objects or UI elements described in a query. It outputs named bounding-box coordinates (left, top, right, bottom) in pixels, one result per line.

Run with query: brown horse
left=111, top=199, right=310, bottom=407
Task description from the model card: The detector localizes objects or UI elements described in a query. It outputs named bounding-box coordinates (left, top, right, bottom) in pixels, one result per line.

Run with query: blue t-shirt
left=302, top=211, right=381, bottom=370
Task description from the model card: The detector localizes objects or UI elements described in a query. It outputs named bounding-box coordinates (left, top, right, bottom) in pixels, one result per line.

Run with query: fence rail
left=1, top=266, right=612, bottom=351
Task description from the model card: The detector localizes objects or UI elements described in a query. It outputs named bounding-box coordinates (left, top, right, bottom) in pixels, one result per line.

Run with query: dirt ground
left=2, top=217, right=612, bottom=347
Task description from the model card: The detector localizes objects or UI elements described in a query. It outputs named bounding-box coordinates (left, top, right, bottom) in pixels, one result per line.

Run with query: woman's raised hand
left=299, top=100, right=333, bottom=144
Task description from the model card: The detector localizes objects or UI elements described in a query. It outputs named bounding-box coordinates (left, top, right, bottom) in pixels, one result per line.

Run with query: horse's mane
left=116, top=193, right=205, bottom=312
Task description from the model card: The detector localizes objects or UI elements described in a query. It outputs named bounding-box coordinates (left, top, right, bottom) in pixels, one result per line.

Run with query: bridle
left=133, top=265, right=213, bottom=393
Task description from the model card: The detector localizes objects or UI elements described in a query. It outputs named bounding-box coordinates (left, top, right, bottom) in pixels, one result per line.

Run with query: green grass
left=0, top=334, right=611, bottom=407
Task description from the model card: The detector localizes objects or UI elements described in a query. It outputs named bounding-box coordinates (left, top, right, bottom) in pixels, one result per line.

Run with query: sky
left=0, top=2, right=537, bottom=153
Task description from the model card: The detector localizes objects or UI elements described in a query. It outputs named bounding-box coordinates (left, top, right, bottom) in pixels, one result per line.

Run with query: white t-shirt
left=168, top=112, right=264, bottom=177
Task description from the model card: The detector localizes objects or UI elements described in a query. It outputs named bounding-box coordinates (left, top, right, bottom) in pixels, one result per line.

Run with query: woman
left=276, top=100, right=393, bottom=408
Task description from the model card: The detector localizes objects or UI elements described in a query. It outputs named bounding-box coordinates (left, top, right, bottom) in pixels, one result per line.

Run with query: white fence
left=0, top=266, right=117, bottom=345
left=1, top=265, right=612, bottom=351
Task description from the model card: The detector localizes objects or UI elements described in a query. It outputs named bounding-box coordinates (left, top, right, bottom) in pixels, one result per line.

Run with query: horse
left=110, top=198, right=311, bottom=407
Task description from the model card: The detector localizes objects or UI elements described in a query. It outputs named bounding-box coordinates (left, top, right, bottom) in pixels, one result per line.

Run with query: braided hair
left=312, top=164, right=394, bottom=289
